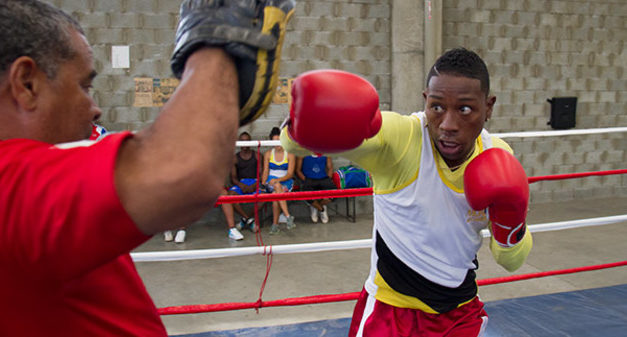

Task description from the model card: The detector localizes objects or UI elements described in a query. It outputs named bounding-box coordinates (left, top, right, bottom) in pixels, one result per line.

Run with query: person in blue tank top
left=296, top=154, right=335, bottom=223
left=262, top=127, right=295, bottom=234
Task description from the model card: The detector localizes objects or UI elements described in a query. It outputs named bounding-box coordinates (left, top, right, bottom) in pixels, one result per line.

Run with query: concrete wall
left=440, top=0, right=626, bottom=202
left=47, top=0, right=625, bottom=209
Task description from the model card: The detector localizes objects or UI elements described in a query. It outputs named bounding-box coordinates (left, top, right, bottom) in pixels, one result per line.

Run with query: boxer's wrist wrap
left=171, top=0, right=295, bottom=125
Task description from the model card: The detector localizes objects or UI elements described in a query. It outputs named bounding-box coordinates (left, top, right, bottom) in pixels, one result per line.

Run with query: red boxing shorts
left=348, top=288, right=488, bottom=337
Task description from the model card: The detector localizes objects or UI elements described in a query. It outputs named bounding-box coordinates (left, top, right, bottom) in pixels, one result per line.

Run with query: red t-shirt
left=0, top=133, right=167, bottom=336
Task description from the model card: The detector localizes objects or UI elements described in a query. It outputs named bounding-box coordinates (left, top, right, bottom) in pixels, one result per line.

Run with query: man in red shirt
left=0, top=0, right=293, bottom=335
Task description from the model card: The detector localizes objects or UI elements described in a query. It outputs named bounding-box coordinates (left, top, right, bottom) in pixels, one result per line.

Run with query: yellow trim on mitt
left=240, top=5, right=294, bottom=123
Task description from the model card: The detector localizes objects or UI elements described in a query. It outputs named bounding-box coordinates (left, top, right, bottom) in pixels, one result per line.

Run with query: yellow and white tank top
left=369, top=112, right=492, bottom=288
left=268, top=148, right=289, bottom=178
left=281, top=110, right=532, bottom=312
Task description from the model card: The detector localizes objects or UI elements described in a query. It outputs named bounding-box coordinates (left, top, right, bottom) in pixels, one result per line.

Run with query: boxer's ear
left=485, top=95, right=496, bottom=121
left=8, top=56, right=43, bottom=111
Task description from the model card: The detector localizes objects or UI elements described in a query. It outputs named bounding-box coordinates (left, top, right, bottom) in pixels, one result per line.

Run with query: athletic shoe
left=310, top=206, right=319, bottom=223
left=269, top=224, right=280, bottom=235
left=228, top=228, right=244, bottom=241
left=243, top=218, right=258, bottom=233
left=320, top=205, right=329, bottom=224
left=236, top=218, right=245, bottom=231
left=246, top=217, right=256, bottom=232
left=286, top=215, right=296, bottom=230
left=174, top=229, right=186, bottom=243
left=164, top=230, right=174, bottom=242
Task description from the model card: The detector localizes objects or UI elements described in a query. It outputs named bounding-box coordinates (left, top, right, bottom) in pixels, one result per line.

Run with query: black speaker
left=547, top=97, right=577, bottom=129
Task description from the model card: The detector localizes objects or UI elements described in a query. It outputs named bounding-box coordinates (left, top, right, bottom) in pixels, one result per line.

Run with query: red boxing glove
left=287, top=69, right=382, bottom=153
left=464, top=148, right=529, bottom=247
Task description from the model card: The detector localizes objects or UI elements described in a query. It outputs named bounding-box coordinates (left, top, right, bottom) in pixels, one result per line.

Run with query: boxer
left=282, top=48, right=532, bottom=336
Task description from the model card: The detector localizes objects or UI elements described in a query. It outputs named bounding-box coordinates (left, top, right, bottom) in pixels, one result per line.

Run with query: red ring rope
left=215, top=169, right=627, bottom=205
left=527, top=168, right=627, bottom=183
left=216, top=187, right=372, bottom=204
left=158, top=260, right=627, bottom=315
left=477, top=260, right=627, bottom=286
left=167, top=168, right=627, bottom=315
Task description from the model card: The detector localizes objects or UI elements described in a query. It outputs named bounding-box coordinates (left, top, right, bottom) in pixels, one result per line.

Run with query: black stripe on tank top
left=375, top=231, right=478, bottom=313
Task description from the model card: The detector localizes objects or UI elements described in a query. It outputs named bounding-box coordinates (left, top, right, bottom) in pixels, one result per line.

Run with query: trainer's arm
left=115, top=49, right=239, bottom=235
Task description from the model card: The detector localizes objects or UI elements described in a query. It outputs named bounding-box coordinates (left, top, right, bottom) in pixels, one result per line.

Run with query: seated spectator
left=262, top=127, right=295, bottom=234
left=221, top=132, right=261, bottom=240
left=296, top=154, right=335, bottom=223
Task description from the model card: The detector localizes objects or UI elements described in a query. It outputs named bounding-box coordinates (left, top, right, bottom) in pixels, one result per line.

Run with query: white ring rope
left=493, top=127, right=627, bottom=139
left=131, top=239, right=372, bottom=262
left=237, top=127, right=627, bottom=147
left=132, top=214, right=627, bottom=262
left=480, top=214, right=627, bottom=238
left=157, top=127, right=626, bottom=263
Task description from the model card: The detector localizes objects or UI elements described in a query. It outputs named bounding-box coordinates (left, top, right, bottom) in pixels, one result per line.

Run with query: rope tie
left=253, top=140, right=273, bottom=313
left=255, top=245, right=273, bottom=313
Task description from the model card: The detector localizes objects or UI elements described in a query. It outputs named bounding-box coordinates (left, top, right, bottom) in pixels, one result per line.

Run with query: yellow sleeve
left=280, top=128, right=313, bottom=157
left=490, top=229, right=533, bottom=272
left=281, top=111, right=423, bottom=193
left=490, top=136, right=514, bottom=154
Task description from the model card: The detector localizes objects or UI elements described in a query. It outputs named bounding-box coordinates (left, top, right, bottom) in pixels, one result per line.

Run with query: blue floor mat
left=175, top=284, right=627, bottom=337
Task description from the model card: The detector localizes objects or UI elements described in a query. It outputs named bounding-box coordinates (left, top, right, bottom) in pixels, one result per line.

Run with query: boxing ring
left=132, top=126, right=627, bottom=337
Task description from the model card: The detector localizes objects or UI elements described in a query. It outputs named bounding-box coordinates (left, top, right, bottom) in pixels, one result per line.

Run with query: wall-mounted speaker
left=547, top=97, right=577, bottom=130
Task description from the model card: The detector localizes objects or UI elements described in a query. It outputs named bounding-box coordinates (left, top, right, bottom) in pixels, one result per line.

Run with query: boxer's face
left=38, top=30, right=101, bottom=143
left=423, top=74, right=495, bottom=168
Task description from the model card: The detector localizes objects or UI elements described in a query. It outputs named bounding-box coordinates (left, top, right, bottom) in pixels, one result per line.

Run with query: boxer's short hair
left=426, top=47, right=491, bottom=96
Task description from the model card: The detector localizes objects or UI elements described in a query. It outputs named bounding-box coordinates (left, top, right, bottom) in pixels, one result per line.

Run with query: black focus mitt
left=171, top=0, right=295, bottom=125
